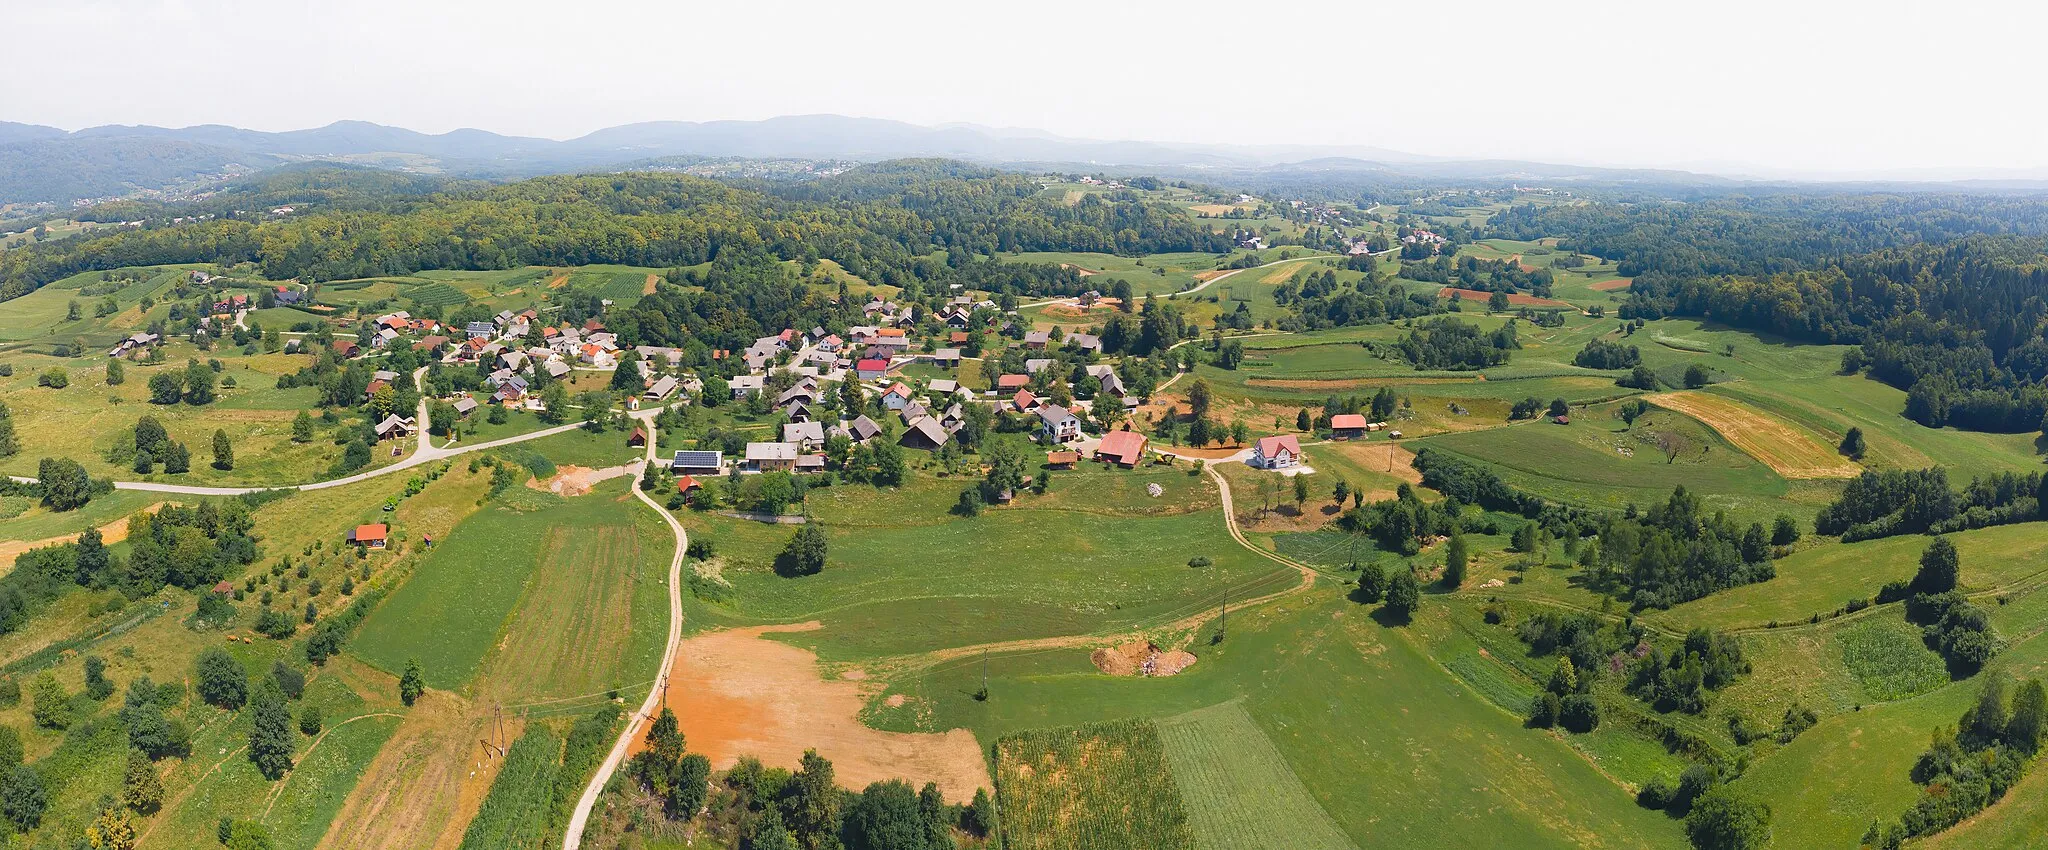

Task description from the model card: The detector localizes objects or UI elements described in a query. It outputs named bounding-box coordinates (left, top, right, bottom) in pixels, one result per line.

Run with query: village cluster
left=311, top=287, right=1395, bottom=484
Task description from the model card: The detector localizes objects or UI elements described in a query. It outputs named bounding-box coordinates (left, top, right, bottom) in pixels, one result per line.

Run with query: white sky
left=8, top=0, right=2044, bottom=177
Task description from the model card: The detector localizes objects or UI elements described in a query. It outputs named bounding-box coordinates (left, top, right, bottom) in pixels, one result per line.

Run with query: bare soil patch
left=546, top=271, right=570, bottom=289
left=1437, top=287, right=1574, bottom=308
left=1040, top=302, right=1117, bottom=321
left=1090, top=640, right=1198, bottom=677
left=1587, top=278, right=1633, bottom=292
left=1645, top=391, right=1861, bottom=479
left=528, top=463, right=634, bottom=497
left=1193, top=269, right=1232, bottom=283
left=643, top=273, right=660, bottom=295
left=1057, top=263, right=1100, bottom=276
left=0, top=502, right=165, bottom=570
left=650, top=623, right=991, bottom=800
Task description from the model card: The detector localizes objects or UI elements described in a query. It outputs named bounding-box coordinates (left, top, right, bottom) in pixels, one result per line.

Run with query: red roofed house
left=1251, top=434, right=1303, bottom=470
left=1095, top=429, right=1149, bottom=468
left=348, top=523, right=388, bottom=550
left=1012, top=389, right=1039, bottom=413
left=882, top=383, right=915, bottom=410
left=997, top=374, right=1030, bottom=391
left=676, top=475, right=703, bottom=503
left=856, top=358, right=890, bottom=381
left=1329, top=413, right=1368, bottom=440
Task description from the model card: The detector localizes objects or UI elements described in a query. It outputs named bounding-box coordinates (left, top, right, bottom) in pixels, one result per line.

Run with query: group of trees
left=122, top=415, right=191, bottom=474
left=1574, top=338, right=1643, bottom=370
left=1891, top=537, right=1999, bottom=673
left=1813, top=467, right=2044, bottom=542
left=146, top=359, right=220, bottom=406
left=1868, top=674, right=2046, bottom=846
left=1389, top=317, right=1519, bottom=370
left=1585, top=487, right=1781, bottom=610
left=624, top=715, right=989, bottom=850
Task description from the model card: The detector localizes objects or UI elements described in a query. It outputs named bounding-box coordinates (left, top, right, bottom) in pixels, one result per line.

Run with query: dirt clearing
left=1646, top=391, right=1861, bottom=479
left=1587, top=278, right=1633, bottom=291
left=315, top=660, right=501, bottom=850
left=1324, top=441, right=1423, bottom=495
left=0, top=502, right=165, bottom=570
left=648, top=623, right=990, bottom=800
left=1259, top=261, right=1312, bottom=285
left=546, top=271, right=570, bottom=289
left=1091, top=640, right=1197, bottom=677
left=529, top=463, right=635, bottom=496
left=1057, top=262, right=1100, bottom=276
left=643, top=273, right=660, bottom=295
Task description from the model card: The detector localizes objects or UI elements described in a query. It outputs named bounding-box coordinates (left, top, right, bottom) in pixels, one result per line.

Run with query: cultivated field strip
left=994, top=719, right=1197, bottom=850
left=1644, top=390, right=1861, bottom=479
left=1157, top=701, right=1357, bottom=850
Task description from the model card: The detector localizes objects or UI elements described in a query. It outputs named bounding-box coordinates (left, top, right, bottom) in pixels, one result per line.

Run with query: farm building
left=644, top=376, right=680, bottom=401
left=783, top=421, right=826, bottom=451
left=900, top=416, right=951, bottom=450
left=676, top=475, right=703, bottom=502
left=882, top=383, right=916, bottom=410
left=1046, top=450, right=1079, bottom=469
left=997, top=374, right=1030, bottom=391
left=627, top=426, right=647, bottom=448
left=1329, top=414, right=1368, bottom=439
left=348, top=523, right=388, bottom=550
left=1252, top=434, right=1303, bottom=469
left=374, top=415, right=416, bottom=442
left=1095, top=430, right=1149, bottom=468
left=670, top=450, right=724, bottom=475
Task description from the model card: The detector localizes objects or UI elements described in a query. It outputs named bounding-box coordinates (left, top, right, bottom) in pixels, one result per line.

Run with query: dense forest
left=0, top=161, right=1231, bottom=301
left=1497, top=197, right=2048, bottom=433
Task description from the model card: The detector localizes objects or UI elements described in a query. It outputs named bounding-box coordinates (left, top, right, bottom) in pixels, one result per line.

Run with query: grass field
left=994, top=719, right=1197, bottom=850
left=1651, top=521, right=2048, bottom=631
left=1156, top=701, right=1355, bottom=850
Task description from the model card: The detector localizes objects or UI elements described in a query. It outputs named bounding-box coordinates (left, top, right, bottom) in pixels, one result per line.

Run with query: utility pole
left=1219, top=591, right=1228, bottom=642
left=981, top=649, right=988, bottom=695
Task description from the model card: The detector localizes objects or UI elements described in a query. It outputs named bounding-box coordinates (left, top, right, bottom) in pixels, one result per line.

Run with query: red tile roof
left=1096, top=430, right=1149, bottom=466
left=1330, top=414, right=1368, bottom=430
left=353, top=523, right=387, bottom=543
left=1256, top=434, right=1302, bottom=459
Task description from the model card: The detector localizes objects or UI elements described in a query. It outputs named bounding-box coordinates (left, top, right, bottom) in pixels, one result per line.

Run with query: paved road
left=564, top=411, right=687, bottom=849
left=8, top=367, right=592, bottom=496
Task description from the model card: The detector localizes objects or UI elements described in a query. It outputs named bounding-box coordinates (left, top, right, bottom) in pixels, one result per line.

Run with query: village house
left=881, top=383, right=916, bottom=410
left=1066, top=333, right=1103, bottom=355
left=744, top=441, right=798, bottom=472
left=928, top=379, right=960, bottom=397
left=1251, top=434, right=1303, bottom=469
left=1037, top=404, right=1081, bottom=442
left=451, top=395, right=480, bottom=418
left=855, top=358, right=891, bottom=381
left=1095, top=429, right=1149, bottom=468
left=931, top=348, right=962, bottom=368
left=1012, top=389, right=1039, bottom=413
left=332, top=340, right=361, bottom=359
left=783, top=421, right=826, bottom=451
left=1023, top=330, right=1052, bottom=349
left=347, top=523, right=388, bottom=550
left=838, top=415, right=883, bottom=444
left=728, top=375, right=765, bottom=397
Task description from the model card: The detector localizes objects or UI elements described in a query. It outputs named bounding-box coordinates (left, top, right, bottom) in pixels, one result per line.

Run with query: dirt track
left=1646, top=391, right=1861, bottom=479
left=0, top=502, right=164, bottom=570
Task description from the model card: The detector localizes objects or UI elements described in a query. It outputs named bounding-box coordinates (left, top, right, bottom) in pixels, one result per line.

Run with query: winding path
left=562, top=410, right=687, bottom=849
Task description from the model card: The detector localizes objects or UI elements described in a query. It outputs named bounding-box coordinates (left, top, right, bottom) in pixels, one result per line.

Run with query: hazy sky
left=10, top=0, right=2044, bottom=177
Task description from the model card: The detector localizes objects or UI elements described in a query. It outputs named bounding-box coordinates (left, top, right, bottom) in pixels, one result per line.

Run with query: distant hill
left=6, top=113, right=2023, bottom=208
